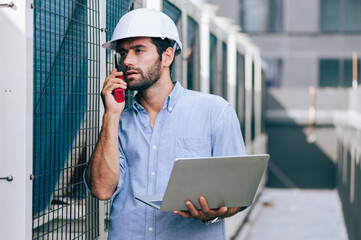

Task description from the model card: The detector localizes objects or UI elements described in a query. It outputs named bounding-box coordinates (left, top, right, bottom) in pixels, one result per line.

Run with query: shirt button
left=168, top=107, right=173, bottom=111
left=148, top=227, right=153, bottom=232
left=144, top=123, right=148, bottom=127
left=152, top=145, right=157, bottom=149
left=151, top=171, right=156, bottom=176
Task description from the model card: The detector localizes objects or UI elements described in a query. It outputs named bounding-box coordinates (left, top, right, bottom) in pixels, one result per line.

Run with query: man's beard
left=125, top=58, right=162, bottom=91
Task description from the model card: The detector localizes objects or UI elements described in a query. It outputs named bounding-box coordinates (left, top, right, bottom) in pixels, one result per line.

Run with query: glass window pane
left=163, top=0, right=181, bottom=23
left=241, top=0, right=283, bottom=32
left=261, top=69, right=267, bottom=133
left=359, top=59, right=361, bottom=85
left=321, top=0, right=361, bottom=32
left=344, top=0, right=361, bottom=32
left=320, top=0, right=340, bottom=32
left=270, top=0, right=283, bottom=31
left=222, top=42, right=228, bottom=98
left=265, top=59, right=283, bottom=87
left=319, top=59, right=340, bottom=87
left=163, top=0, right=182, bottom=83
left=209, top=34, right=218, bottom=94
left=251, top=63, right=255, bottom=141
left=343, top=60, right=353, bottom=87
left=236, top=53, right=246, bottom=136
left=187, top=17, right=200, bottom=90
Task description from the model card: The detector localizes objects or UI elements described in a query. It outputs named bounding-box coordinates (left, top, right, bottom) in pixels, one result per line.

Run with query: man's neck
left=137, top=76, right=174, bottom=116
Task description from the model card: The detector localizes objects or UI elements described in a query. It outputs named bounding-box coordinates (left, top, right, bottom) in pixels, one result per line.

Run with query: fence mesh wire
left=33, top=0, right=134, bottom=238
left=33, top=0, right=101, bottom=239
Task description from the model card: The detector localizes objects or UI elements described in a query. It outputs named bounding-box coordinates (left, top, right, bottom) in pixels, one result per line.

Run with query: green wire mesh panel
left=33, top=0, right=100, bottom=238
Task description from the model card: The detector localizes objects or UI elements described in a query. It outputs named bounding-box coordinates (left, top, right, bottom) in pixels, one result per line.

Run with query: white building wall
left=284, top=0, right=319, bottom=32
left=0, top=1, right=33, bottom=239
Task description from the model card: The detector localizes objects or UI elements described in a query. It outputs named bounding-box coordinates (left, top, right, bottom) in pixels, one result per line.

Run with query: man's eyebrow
left=129, top=44, right=147, bottom=49
left=119, top=44, right=147, bottom=51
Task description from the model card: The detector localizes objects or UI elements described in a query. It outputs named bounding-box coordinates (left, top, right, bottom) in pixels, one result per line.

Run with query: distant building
left=209, top=0, right=361, bottom=189
left=209, top=0, right=361, bottom=88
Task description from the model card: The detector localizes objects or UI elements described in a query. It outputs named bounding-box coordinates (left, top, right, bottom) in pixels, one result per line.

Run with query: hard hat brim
left=102, top=36, right=182, bottom=56
left=102, top=8, right=182, bottom=56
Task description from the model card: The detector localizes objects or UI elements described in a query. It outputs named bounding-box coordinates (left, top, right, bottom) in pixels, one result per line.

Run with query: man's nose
left=122, top=52, right=135, bottom=66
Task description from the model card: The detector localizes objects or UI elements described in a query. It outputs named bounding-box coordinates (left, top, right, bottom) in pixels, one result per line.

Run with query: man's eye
left=135, top=49, right=143, bottom=53
left=119, top=52, right=127, bottom=57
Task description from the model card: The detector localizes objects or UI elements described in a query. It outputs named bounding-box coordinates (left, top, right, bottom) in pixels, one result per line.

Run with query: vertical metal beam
left=254, top=54, right=262, bottom=138
left=227, top=34, right=237, bottom=106
left=0, top=0, right=33, bottom=239
left=144, top=0, right=162, bottom=10
left=98, top=0, right=107, bottom=238
left=199, top=12, right=210, bottom=93
left=216, top=33, right=223, bottom=96
left=181, top=6, right=188, bottom=89
left=244, top=51, right=253, bottom=151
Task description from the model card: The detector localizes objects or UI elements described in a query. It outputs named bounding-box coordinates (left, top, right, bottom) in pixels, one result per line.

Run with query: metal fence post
left=97, top=0, right=107, bottom=238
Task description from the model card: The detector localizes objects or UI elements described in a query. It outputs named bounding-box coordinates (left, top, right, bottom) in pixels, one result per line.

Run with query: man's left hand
left=173, top=196, right=243, bottom=221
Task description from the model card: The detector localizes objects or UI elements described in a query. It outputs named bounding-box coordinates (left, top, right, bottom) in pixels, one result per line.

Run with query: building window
left=251, top=63, right=255, bottom=141
left=265, top=59, right=283, bottom=87
left=163, top=0, right=182, bottom=83
left=209, top=33, right=218, bottom=94
left=222, top=42, right=228, bottom=98
left=187, top=16, right=200, bottom=90
left=319, top=59, right=361, bottom=87
left=163, top=0, right=181, bottom=23
left=236, top=53, right=246, bottom=136
left=240, top=0, right=283, bottom=33
left=261, top=69, right=267, bottom=134
left=320, top=0, right=361, bottom=32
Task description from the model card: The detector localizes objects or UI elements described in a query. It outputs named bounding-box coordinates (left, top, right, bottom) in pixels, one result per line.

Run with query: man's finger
left=200, top=196, right=227, bottom=219
left=185, top=201, right=200, bottom=218
left=173, top=210, right=192, bottom=219
left=216, top=206, right=228, bottom=217
left=103, top=69, right=118, bottom=87
left=199, top=196, right=210, bottom=212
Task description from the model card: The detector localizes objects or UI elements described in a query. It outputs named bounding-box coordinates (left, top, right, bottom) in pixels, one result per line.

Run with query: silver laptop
left=135, top=154, right=269, bottom=211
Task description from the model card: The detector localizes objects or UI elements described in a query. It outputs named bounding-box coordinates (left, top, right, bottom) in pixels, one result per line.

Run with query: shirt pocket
left=175, top=137, right=212, bottom=158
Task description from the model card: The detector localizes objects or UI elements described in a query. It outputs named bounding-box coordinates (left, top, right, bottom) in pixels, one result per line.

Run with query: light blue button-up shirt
left=86, top=82, right=246, bottom=239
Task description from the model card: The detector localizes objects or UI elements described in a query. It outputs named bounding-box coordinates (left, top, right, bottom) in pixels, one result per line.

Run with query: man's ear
left=162, top=47, right=175, bottom=68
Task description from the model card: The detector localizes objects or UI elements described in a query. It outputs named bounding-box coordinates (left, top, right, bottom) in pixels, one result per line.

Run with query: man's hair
left=151, top=37, right=175, bottom=72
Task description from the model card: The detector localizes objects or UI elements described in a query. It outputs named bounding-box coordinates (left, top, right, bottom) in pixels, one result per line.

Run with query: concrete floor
left=235, top=188, right=348, bottom=240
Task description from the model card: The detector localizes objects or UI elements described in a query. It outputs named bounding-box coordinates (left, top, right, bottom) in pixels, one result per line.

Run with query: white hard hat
left=102, top=8, right=182, bottom=56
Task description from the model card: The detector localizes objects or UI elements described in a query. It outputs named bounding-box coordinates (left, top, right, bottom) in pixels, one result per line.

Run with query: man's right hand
left=101, top=68, right=127, bottom=114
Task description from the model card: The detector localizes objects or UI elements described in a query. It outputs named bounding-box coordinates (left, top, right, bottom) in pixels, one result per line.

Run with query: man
left=85, top=8, right=246, bottom=239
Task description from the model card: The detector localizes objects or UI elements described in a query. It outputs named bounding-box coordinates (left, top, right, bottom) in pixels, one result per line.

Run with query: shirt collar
left=131, top=81, right=185, bottom=113
left=163, top=81, right=184, bottom=112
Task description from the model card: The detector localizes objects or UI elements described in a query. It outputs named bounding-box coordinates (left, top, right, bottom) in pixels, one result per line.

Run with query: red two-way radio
left=114, top=54, right=125, bottom=103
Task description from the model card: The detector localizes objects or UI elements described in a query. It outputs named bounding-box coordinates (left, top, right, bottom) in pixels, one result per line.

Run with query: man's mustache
left=124, top=66, right=142, bottom=72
